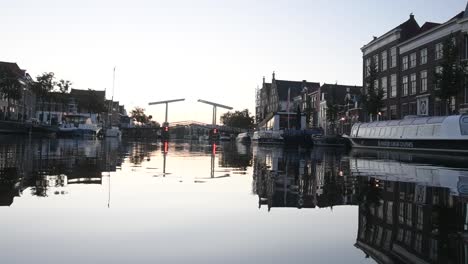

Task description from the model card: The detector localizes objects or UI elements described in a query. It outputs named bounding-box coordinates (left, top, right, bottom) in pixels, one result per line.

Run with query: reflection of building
left=252, top=146, right=357, bottom=210
left=351, top=151, right=468, bottom=263
left=0, top=138, right=125, bottom=204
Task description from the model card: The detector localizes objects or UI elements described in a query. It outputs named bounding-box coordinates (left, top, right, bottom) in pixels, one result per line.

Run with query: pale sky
left=1, top=0, right=466, bottom=123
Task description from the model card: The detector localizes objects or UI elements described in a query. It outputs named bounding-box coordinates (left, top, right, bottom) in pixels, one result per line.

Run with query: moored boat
left=347, top=115, right=468, bottom=153
left=105, top=126, right=121, bottom=138
left=57, top=114, right=101, bottom=138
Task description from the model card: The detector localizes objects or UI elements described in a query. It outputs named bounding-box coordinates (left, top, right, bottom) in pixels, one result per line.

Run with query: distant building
left=255, top=72, right=320, bottom=130
left=362, top=3, right=468, bottom=119
left=316, top=84, right=362, bottom=135
left=0, top=61, right=35, bottom=121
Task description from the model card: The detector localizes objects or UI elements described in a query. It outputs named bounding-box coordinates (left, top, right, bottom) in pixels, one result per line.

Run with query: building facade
left=255, top=72, right=320, bottom=130
left=0, top=61, right=36, bottom=121
left=362, top=4, right=468, bottom=120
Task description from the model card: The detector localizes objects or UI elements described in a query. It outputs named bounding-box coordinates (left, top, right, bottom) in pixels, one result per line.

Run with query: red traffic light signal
left=213, top=128, right=218, bottom=134
left=164, top=126, right=169, bottom=132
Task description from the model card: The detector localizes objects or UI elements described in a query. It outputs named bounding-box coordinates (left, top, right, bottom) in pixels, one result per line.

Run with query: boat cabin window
left=433, top=125, right=441, bottom=137
left=461, top=117, right=468, bottom=135
left=403, top=126, right=417, bottom=137
left=379, top=128, right=386, bottom=136
left=416, top=125, right=434, bottom=137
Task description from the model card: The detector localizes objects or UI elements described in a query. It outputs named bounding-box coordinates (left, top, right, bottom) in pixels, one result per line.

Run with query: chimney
left=263, top=76, right=265, bottom=84
left=272, top=71, right=275, bottom=80
left=410, top=13, right=414, bottom=20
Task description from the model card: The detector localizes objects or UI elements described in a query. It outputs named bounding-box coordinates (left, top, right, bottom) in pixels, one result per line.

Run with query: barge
left=347, top=115, right=468, bottom=153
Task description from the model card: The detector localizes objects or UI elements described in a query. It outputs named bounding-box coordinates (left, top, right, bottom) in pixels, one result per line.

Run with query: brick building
left=0, top=61, right=35, bottom=121
left=255, top=72, right=320, bottom=130
left=362, top=3, right=468, bottom=120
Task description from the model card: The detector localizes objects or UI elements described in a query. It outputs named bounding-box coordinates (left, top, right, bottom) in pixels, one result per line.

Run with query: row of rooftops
left=260, top=72, right=361, bottom=102
left=362, top=2, right=468, bottom=53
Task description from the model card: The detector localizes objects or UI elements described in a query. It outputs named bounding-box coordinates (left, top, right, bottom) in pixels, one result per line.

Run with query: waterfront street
left=1, top=137, right=468, bottom=263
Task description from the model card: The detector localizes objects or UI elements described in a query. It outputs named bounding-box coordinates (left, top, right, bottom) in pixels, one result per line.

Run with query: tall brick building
left=362, top=3, right=468, bottom=120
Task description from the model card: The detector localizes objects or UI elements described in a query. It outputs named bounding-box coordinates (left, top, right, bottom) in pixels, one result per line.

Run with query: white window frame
left=381, top=50, right=388, bottom=71
left=435, top=43, right=443, bottom=60
left=435, top=66, right=443, bottom=90
left=390, top=74, right=397, bottom=98
left=420, top=71, right=427, bottom=93
left=420, top=48, right=427, bottom=64
left=402, top=56, right=409, bottom=70
left=381, top=76, right=388, bottom=99
left=374, top=54, right=379, bottom=72
left=390, top=47, right=397, bottom=68
left=410, top=53, right=417, bottom=68
left=410, top=74, right=417, bottom=95
left=402, top=76, right=408, bottom=96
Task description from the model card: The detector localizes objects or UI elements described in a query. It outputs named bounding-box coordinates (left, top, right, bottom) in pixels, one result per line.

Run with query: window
left=436, top=43, right=443, bottom=60
left=390, top=74, right=397, bottom=98
left=410, top=73, right=417, bottom=94
left=421, top=71, right=427, bottom=93
left=410, top=53, right=417, bottom=68
left=374, top=79, right=379, bottom=91
left=402, top=76, right=408, bottom=96
left=381, top=76, right=388, bottom=99
left=390, top=47, right=397, bottom=68
left=465, top=34, right=468, bottom=60
left=381, top=50, right=388, bottom=71
left=435, top=66, right=443, bottom=90
left=365, top=58, right=371, bottom=77
left=374, top=54, right=379, bottom=72
left=421, top=48, right=427, bottom=64
left=402, top=103, right=409, bottom=117
left=402, top=56, right=409, bottom=70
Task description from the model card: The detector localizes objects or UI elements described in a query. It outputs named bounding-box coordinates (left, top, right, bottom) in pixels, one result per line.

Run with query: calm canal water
left=1, top=136, right=468, bottom=263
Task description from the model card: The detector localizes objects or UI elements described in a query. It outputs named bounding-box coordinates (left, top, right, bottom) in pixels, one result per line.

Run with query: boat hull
left=348, top=137, right=468, bottom=153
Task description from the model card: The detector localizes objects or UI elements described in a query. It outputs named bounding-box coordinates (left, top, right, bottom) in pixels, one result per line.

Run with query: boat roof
left=356, top=116, right=450, bottom=128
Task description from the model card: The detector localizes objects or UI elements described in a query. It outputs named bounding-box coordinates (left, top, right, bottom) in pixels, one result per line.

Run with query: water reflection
left=253, top=146, right=356, bottom=210
left=2, top=137, right=468, bottom=263
left=350, top=149, right=468, bottom=264
left=0, top=136, right=124, bottom=204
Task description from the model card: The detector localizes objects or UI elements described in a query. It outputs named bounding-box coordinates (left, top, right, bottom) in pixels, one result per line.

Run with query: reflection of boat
left=236, top=132, right=251, bottom=143
left=347, top=115, right=468, bottom=153
left=105, top=126, right=121, bottom=138
left=350, top=149, right=468, bottom=197
left=252, top=130, right=284, bottom=144
left=58, top=114, right=101, bottom=137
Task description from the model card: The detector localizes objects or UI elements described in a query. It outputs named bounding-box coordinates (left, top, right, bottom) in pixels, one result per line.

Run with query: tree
left=433, top=36, right=467, bottom=115
left=33, top=72, right=56, bottom=122
left=130, top=107, right=151, bottom=124
left=362, top=63, right=384, bottom=121
left=220, top=109, right=254, bottom=130
left=0, top=66, right=22, bottom=120
left=56, top=79, right=72, bottom=118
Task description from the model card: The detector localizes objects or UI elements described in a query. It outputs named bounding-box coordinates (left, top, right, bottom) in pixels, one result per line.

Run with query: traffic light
left=161, top=122, right=170, bottom=140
